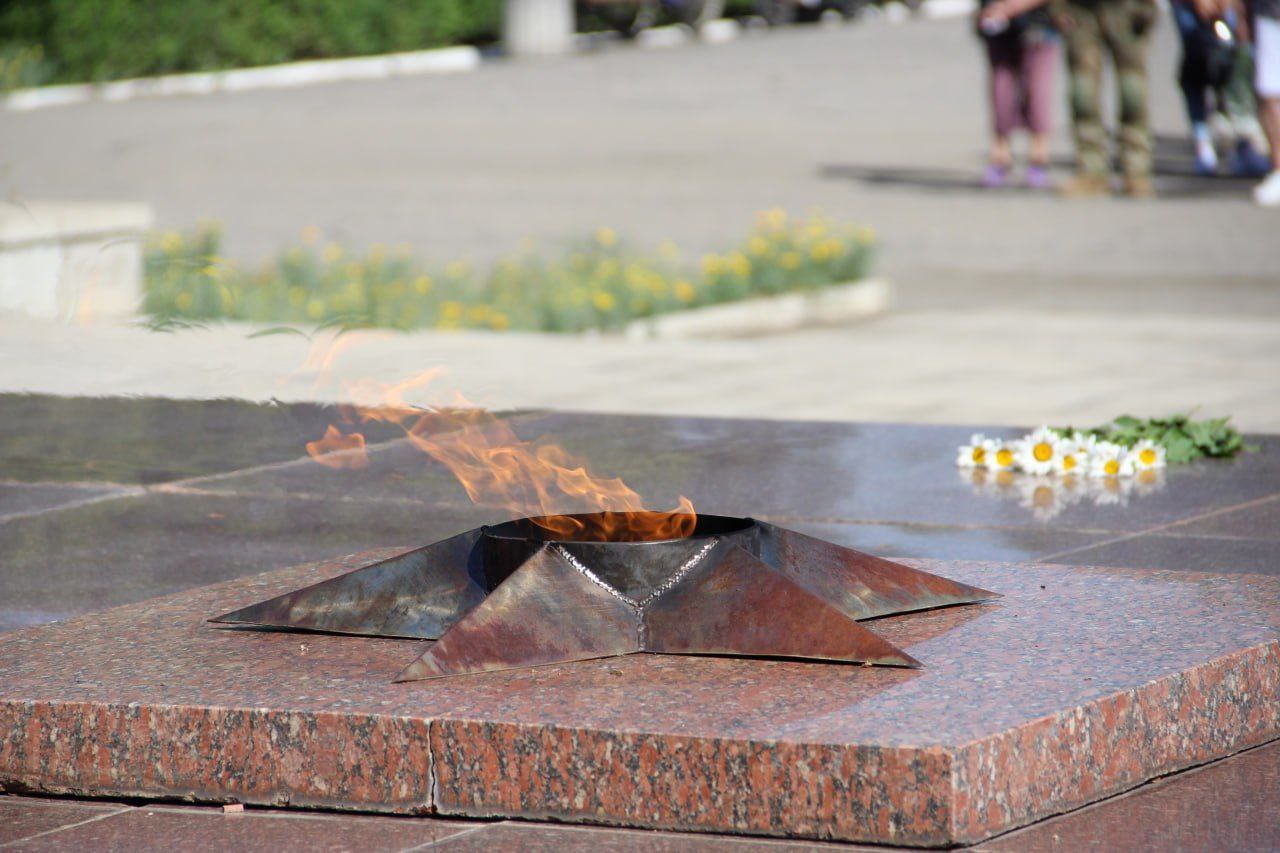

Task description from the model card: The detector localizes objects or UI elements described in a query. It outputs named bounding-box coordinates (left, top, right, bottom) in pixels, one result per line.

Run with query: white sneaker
left=1255, top=171, right=1280, bottom=207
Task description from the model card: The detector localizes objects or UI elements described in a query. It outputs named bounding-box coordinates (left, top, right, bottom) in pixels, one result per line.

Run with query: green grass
left=143, top=212, right=877, bottom=334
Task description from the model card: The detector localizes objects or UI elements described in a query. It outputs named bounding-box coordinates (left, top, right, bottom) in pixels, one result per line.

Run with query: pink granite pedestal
left=2, top=551, right=1278, bottom=847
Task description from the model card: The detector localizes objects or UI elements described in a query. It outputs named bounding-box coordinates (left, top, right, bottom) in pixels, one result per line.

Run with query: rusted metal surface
left=643, top=540, right=921, bottom=667
left=212, top=513, right=997, bottom=681
left=756, top=522, right=1000, bottom=621
left=210, top=529, right=486, bottom=639
left=396, top=546, right=642, bottom=681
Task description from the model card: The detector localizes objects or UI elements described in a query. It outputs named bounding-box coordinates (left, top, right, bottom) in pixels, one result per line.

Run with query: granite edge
left=949, top=640, right=1280, bottom=843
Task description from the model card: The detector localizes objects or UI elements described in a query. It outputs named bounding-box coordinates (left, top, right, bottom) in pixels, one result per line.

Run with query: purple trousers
left=986, top=35, right=1059, bottom=137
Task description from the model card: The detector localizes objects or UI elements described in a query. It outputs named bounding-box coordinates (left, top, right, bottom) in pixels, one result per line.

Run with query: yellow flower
left=175, top=292, right=194, bottom=311
left=780, top=251, right=802, bottom=270
left=728, top=253, right=751, bottom=278
left=805, top=218, right=829, bottom=240
left=674, top=279, right=696, bottom=302
left=300, top=225, right=322, bottom=245
left=287, top=286, right=307, bottom=307
left=592, top=291, right=617, bottom=312
left=322, top=243, right=343, bottom=264
left=306, top=298, right=325, bottom=319
left=625, top=264, right=648, bottom=290
left=440, top=301, right=463, bottom=321
left=701, top=254, right=724, bottom=277
left=466, top=304, right=491, bottom=323
left=490, top=313, right=510, bottom=330
left=159, top=231, right=182, bottom=254
left=414, top=275, right=433, bottom=295
left=747, top=235, right=771, bottom=256
left=595, top=226, right=618, bottom=248
left=758, top=208, right=787, bottom=230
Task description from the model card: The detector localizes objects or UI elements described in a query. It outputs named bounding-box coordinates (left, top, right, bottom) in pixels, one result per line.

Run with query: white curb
left=636, top=24, right=694, bottom=49
left=4, top=45, right=480, bottom=112
left=698, top=18, right=741, bottom=44
left=621, top=278, right=892, bottom=340
left=920, top=0, right=979, bottom=19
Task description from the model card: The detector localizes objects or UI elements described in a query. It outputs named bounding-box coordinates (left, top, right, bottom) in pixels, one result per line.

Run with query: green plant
left=143, top=212, right=876, bottom=334
left=1054, top=414, right=1248, bottom=463
left=0, top=42, right=50, bottom=89
left=0, top=0, right=503, bottom=85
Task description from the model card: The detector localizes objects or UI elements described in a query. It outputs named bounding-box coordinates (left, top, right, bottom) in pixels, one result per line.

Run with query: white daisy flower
left=1130, top=438, right=1166, bottom=471
left=1088, top=441, right=1134, bottom=478
left=1014, top=426, right=1061, bottom=476
left=984, top=439, right=1019, bottom=472
left=956, top=433, right=993, bottom=468
left=1053, top=440, right=1086, bottom=476
left=1070, top=431, right=1099, bottom=454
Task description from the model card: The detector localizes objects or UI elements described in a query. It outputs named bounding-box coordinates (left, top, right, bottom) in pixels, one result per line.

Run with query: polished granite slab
left=3, top=550, right=1277, bottom=847
left=4, top=398, right=1278, bottom=638
left=0, top=394, right=406, bottom=486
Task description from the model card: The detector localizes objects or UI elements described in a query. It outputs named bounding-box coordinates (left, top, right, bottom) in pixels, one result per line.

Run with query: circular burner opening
left=483, top=512, right=754, bottom=544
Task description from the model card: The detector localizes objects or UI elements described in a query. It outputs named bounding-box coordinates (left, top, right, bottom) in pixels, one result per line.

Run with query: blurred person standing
left=1172, top=0, right=1271, bottom=174
left=1251, top=0, right=1280, bottom=204
left=982, top=0, right=1159, bottom=197
left=977, top=0, right=1061, bottom=188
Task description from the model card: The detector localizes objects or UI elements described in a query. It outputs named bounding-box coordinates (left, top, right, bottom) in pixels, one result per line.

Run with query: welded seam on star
left=636, top=539, right=717, bottom=607
left=552, top=545, right=642, bottom=610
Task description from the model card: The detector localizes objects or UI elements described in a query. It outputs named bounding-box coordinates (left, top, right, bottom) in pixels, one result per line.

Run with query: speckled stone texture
left=2, top=551, right=1278, bottom=847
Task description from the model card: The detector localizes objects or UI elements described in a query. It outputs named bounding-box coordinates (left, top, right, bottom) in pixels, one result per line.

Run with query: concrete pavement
left=0, top=14, right=1276, bottom=427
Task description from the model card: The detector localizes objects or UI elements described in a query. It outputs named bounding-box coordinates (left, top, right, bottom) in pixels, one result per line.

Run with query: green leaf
left=245, top=325, right=310, bottom=340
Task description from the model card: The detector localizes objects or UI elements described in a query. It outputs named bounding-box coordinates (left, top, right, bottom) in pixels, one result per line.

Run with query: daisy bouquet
left=957, top=427, right=1165, bottom=480
left=956, top=413, right=1246, bottom=480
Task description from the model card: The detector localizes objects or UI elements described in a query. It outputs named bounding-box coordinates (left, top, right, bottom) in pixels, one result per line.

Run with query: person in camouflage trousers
left=981, top=0, right=1160, bottom=196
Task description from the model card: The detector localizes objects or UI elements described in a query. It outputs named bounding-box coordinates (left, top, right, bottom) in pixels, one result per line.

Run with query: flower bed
left=142, top=212, right=876, bottom=334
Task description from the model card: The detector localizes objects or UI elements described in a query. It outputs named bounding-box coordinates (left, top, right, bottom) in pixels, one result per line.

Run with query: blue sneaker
left=1232, top=141, right=1272, bottom=178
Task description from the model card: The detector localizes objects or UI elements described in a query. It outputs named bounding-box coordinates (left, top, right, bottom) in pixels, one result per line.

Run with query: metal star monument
left=211, top=514, right=998, bottom=681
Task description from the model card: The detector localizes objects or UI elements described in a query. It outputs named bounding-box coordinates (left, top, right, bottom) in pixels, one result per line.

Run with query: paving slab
left=0, top=394, right=402, bottom=485
left=0, top=804, right=479, bottom=852
left=0, top=796, right=129, bottom=845
left=428, top=821, right=857, bottom=850
left=2, top=552, right=1277, bottom=846
left=1049, top=532, right=1280, bottom=576
left=976, top=740, right=1280, bottom=852
left=0, top=491, right=493, bottom=634
left=455, top=414, right=1280, bottom=534
left=0, top=482, right=127, bottom=519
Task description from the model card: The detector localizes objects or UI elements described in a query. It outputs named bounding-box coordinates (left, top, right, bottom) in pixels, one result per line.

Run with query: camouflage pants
left=1059, top=0, right=1157, bottom=176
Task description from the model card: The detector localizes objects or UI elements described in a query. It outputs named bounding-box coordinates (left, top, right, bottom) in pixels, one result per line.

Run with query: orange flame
left=305, top=425, right=369, bottom=470
left=306, top=363, right=695, bottom=542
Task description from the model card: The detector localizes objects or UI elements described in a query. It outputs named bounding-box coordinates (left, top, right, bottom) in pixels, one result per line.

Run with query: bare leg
left=990, top=134, right=1013, bottom=167
left=1260, top=97, right=1280, bottom=171
left=1029, top=133, right=1050, bottom=166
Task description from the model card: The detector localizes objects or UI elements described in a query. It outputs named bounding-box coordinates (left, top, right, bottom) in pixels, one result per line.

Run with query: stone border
left=620, top=278, right=891, bottom=340
left=2, top=0, right=975, bottom=113
left=3, top=46, right=481, bottom=112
